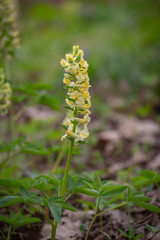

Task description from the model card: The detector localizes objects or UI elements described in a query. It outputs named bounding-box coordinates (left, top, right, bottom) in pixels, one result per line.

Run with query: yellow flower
left=0, top=0, right=20, bottom=58
left=0, top=68, right=12, bottom=115
left=63, top=77, right=71, bottom=85
left=60, top=45, right=91, bottom=143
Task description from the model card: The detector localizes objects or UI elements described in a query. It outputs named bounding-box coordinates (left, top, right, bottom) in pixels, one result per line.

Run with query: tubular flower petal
left=0, top=68, right=12, bottom=115
left=61, top=45, right=91, bottom=143
left=0, top=0, right=20, bottom=58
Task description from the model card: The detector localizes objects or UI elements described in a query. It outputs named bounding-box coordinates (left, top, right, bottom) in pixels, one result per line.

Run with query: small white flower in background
left=61, top=45, right=91, bottom=143
left=0, top=68, right=12, bottom=115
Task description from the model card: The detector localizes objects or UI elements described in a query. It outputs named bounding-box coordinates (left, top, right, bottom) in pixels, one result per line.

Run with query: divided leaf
left=49, top=203, right=62, bottom=224
left=134, top=202, right=160, bottom=213
left=0, top=196, right=24, bottom=208
left=102, top=186, right=128, bottom=198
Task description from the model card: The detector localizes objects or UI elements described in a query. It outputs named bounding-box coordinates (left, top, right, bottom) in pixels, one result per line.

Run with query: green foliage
left=0, top=211, right=40, bottom=240
left=145, top=224, right=160, bottom=239
left=0, top=211, right=40, bottom=230
left=49, top=203, right=62, bottom=224
left=14, top=84, right=60, bottom=111
left=21, top=142, right=60, bottom=155
left=0, top=176, right=77, bottom=231
left=132, top=169, right=160, bottom=190
left=118, top=226, right=144, bottom=240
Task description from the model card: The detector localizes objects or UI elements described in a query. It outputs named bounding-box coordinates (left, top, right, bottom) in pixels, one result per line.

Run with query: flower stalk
left=52, top=45, right=91, bottom=239
left=60, top=45, right=91, bottom=143
left=0, top=68, right=12, bottom=116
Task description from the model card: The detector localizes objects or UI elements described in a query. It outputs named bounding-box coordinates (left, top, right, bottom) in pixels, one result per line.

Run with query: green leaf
left=74, top=47, right=79, bottom=56
left=64, top=105, right=74, bottom=111
left=67, top=175, right=74, bottom=192
left=48, top=178, right=59, bottom=187
left=66, top=97, right=75, bottom=103
left=75, top=54, right=81, bottom=62
left=101, top=181, right=114, bottom=192
left=59, top=123, right=68, bottom=130
left=142, top=170, right=157, bottom=178
left=155, top=226, right=160, bottom=234
left=59, top=202, right=77, bottom=212
left=131, top=195, right=151, bottom=202
left=94, top=173, right=101, bottom=188
left=14, top=85, right=38, bottom=96
left=15, top=217, right=41, bottom=229
left=20, top=187, right=29, bottom=200
left=77, top=140, right=87, bottom=144
left=21, top=142, right=59, bottom=155
left=79, top=223, right=86, bottom=232
left=49, top=203, right=62, bottom=224
left=145, top=224, right=155, bottom=233
left=127, top=186, right=132, bottom=201
left=30, top=196, right=44, bottom=206
left=134, top=202, right=160, bottom=213
left=118, top=228, right=129, bottom=238
left=0, top=196, right=24, bottom=208
left=129, top=226, right=135, bottom=238
left=102, top=186, right=128, bottom=198
left=66, top=136, right=75, bottom=141
left=29, top=190, right=40, bottom=198
left=78, top=199, right=96, bottom=209
left=102, top=196, right=125, bottom=209
left=128, top=191, right=152, bottom=202
left=0, top=179, right=22, bottom=188
left=0, top=139, right=19, bottom=152
left=21, top=178, right=39, bottom=190
left=132, top=177, right=152, bottom=188
left=75, top=188, right=99, bottom=197
left=38, top=94, right=60, bottom=111
left=99, top=197, right=109, bottom=211
left=83, top=180, right=95, bottom=190
left=48, top=197, right=64, bottom=206
left=0, top=215, right=11, bottom=224
left=135, top=234, right=144, bottom=239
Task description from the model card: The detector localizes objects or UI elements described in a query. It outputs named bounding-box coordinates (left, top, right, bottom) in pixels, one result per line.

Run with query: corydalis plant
left=60, top=45, right=91, bottom=143
left=0, top=68, right=12, bottom=115
left=0, top=0, right=20, bottom=58
left=51, top=46, right=91, bottom=240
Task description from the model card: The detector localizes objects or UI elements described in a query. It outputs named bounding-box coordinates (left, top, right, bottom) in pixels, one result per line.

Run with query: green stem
left=50, top=141, right=67, bottom=178
left=6, top=225, right=12, bottom=240
left=85, top=202, right=127, bottom=240
left=52, top=108, right=77, bottom=239
left=51, top=222, right=58, bottom=240
left=61, top=140, right=74, bottom=196
left=96, top=202, right=128, bottom=217
left=85, top=197, right=100, bottom=240
left=64, top=193, right=72, bottom=201
left=51, top=140, right=74, bottom=240
left=0, top=230, right=7, bottom=240
left=128, top=204, right=131, bottom=229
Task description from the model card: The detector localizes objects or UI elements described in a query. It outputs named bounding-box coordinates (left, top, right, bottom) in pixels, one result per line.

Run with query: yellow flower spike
left=0, top=0, right=20, bottom=58
left=61, top=46, right=91, bottom=143
left=0, top=68, right=12, bottom=115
